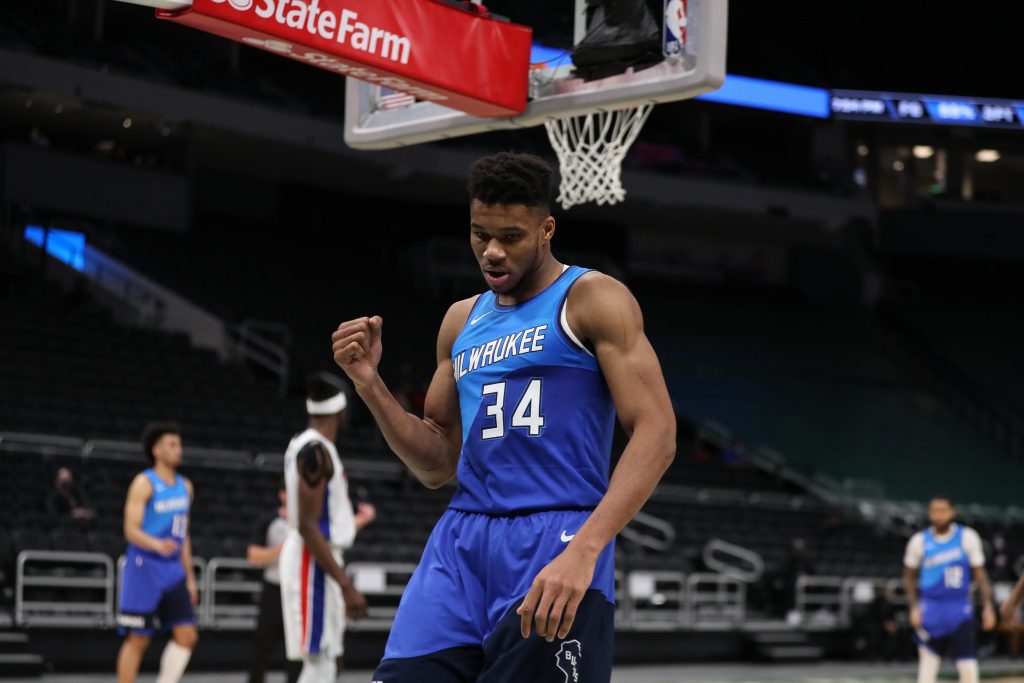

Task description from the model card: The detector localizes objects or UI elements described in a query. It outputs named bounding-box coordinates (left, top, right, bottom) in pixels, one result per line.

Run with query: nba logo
left=663, top=0, right=687, bottom=57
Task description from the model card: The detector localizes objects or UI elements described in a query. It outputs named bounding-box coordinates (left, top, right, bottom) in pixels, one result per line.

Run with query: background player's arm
left=518, top=274, right=676, bottom=640
left=332, top=301, right=474, bottom=488
left=295, top=443, right=368, bottom=620
left=181, top=478, right=198, bottom=605
left=903, top=533, right=923, bottom=630
left=903, top=566, right=922, bottom=629
left=974, top=565, right=996, bottom=630
left=122, top=474, right=178, bottom=556
left=966, top=529, right=996, bottom=630
left=1002, top=574, right=1024, bottom=623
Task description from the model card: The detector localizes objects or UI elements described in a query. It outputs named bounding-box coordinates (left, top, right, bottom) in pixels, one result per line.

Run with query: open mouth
left=484, top=269, right=509, bottom=285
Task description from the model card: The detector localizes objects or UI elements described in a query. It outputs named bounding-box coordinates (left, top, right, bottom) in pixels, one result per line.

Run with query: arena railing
left=15, top=551, right=115, bottom=628
left=205, top=558, right=264, bottom=630
left=619, top=510, right=676, bottom=552
left=345, top=563, right=418, bottom=631
left=796, top=575, right=908, bottom=629
left=20, top=551, right=948, bottom=633
left=702, top=539, right=765, bottom=584
left=685, top=573, right=746, bottom=627
left=621, top=570, right=687, bottom=628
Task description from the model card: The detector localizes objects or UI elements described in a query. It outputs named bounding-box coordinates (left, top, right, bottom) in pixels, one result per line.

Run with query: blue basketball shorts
left=373, top=508, right=616, bottom=683
left=117, top=548, right=195, bottom=636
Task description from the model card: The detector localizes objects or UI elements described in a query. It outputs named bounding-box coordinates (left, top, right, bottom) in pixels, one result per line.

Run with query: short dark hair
left=467, top=152, right=553, bottom=213
left=306, top=371, right=347, bottom=402
left=930, top=494, right=954, bottom=507
left=141, top=421, right=180, bottom=464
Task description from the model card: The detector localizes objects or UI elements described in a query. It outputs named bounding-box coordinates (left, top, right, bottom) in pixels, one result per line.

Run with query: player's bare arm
left=973, top=565, right=996, bottom=630
left=181, top=478, right=198, bottom=605
left=903, top=566, right=922, bottom=629
left=1001, top=574, right=1024, bottom=624
left=295, top=442, right=368, bottom=620
left=518, top=273, right=676, bottom=641
left=331, top=299, right=477, bottom=488
left=123, top=474, right=178, bottom=557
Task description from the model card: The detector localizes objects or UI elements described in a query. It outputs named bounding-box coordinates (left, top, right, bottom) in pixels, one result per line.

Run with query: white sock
left=155, top=641, right=193, bottom=683
left=297, top=654, right=337, bottom=683
left=917, top=645, right=941, bottom=683
left=956, top=658, right=979, bottom=683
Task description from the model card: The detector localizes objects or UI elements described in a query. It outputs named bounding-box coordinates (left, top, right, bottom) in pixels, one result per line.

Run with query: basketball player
left=903, top=495, right=995, bottom=683
left=280, top=372, right=369, bottom=683
left=332, top=152, right=676, bottom=682
left=116, top=422, right=198, bottom=683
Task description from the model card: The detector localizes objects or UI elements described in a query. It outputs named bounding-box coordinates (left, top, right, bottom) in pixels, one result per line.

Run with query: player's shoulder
left=445, top=295, right=482, bottom=325
left=128, top=471, right=154, bottom=495
left=438, top=294, right=483, bottom=349
left=959, top=525, right=981, bottom=541
left=906, top=530, right=925, bottom=547
left=566, top=269, right=642, bottom=342
left=567, top=269, right=635, bottom=308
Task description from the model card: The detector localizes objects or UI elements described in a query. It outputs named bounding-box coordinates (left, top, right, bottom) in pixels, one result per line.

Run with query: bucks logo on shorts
left=556, top=640, right=582, bottom=682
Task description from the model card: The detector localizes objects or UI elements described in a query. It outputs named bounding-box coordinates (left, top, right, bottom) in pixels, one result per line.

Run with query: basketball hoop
left=544, top=104, right=653, bottom=210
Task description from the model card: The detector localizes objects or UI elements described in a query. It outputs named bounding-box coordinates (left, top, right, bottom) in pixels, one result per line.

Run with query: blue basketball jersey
left=133, top=469, right=190, bottom=558
left=918, top=525, right=974, bottom=638
left=920, top=525, right=972, bottom=601
left=448, top=266, right=616, bottom=514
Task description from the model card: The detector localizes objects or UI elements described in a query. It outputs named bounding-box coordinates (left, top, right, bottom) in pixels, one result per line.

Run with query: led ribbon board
left=831, top=89, right=1024, bottom=129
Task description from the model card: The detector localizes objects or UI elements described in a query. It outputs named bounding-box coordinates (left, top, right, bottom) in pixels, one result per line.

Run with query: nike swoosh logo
left=560, top=531, right=575, bottom=543
left=470, top=311, right=494, bottom=325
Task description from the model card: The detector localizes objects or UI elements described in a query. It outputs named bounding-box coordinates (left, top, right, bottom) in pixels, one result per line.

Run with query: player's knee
left=126, top=633, right=151, bottom=650
left=173, top=627, right=198, bottom=649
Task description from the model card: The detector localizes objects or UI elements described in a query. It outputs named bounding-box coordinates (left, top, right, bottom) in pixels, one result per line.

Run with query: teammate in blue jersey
left=332, top=152, right=676, bottom=682
left=116, top=422, right=198, bottom=683
left=903, top=495, right=994, bottom=683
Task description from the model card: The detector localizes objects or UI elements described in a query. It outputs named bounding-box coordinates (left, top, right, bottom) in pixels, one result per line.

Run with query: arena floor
left=11, top=661, right=1024, bottom=683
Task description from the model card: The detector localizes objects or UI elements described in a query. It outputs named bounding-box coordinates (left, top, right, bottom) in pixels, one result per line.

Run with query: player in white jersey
left=280, top=373, right=370, bottom=683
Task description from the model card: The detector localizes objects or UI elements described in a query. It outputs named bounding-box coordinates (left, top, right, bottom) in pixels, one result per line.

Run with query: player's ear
left=541, top=214, right=555, bottom=243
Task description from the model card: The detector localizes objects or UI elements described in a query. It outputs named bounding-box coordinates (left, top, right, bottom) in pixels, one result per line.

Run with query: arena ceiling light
left=912, top=145, right=934, bottom=159
left=975, top=149, right=1001, bottom=163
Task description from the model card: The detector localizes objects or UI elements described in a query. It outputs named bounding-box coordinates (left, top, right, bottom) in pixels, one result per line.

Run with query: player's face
left=469, top=200, right=553, bottom=296
left=153, top=433, right=183, bottom=468
left=929, top=499, right=955, bottom=530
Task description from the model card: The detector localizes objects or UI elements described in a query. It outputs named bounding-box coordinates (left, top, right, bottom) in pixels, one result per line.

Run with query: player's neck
left=496, top=257, right=563, bottom=307
left=152, top=462, right=176, bottom=484
left=933, top=523, right=956, bottom=536
left=309, top=419, right=337, bottom=443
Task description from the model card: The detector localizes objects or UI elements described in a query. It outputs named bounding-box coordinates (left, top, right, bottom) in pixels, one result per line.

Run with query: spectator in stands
left=46, top=467, right=94, bottom=521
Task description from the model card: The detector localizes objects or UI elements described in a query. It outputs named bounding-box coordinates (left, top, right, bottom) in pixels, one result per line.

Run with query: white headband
left=306, top=391, right=347, bottom=416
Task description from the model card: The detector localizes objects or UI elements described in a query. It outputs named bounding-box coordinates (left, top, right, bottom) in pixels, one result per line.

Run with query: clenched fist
left=332, top=316, right=383, bottom=388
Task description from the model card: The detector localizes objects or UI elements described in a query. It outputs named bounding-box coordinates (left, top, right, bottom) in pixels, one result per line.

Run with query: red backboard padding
left=157, top=0, right=531, bottom=117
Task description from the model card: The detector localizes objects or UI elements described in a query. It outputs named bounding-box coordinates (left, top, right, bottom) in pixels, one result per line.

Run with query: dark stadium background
left=1, top=0, right=1023, bottom=677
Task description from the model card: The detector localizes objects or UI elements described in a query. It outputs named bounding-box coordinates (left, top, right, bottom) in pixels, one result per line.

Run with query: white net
left=544, top=104, right=653, bottom=210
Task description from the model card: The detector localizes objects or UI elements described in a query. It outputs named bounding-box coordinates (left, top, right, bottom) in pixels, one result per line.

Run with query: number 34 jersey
left=448, top=266, right=616, bottom=515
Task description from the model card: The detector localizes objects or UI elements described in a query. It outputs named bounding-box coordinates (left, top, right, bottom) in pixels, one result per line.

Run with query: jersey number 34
left=481, top=379, right=545, bottom=439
